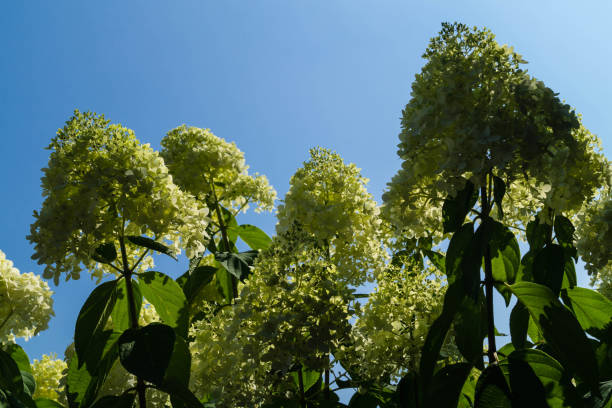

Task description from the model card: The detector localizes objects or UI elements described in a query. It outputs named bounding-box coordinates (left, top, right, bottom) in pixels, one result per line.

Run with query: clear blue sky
left=1, top=1, right=610, bottom=365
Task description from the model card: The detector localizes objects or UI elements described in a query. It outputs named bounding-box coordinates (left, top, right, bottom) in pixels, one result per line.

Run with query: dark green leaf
left=426, top=362, right=473, bottom=407
left=509, top=282, right=600, bottom=395
left=423, top=249, right=446, bottom=274
left=398, top=372, right=420, bottom=408
left=526, top=216, right=552, bottom=250
left=454, top=295, right=486, bottom=368
left=348, top=392, right=379, bottom=408
left=74, top=281, right=117, bottom=368
left=510, top=301, right=529, bottom=350
left=215, top=267, right=233, bottom=304
left=111, top=279, right=142, bottom=333
left=92, top=243, right=117, bottom=264
left=162, top=335, right=192, bottom=408
left=118, top=323, right=175, bottom=386
left=138, top=271, right=189, bottom=337
left=499, top=348, right=580, bottom=407
left=489, top=221, right=520, bottom=306
left=21, top=372, right=35, bottom=397
left=219, top=206, right=239, bottom=249
left=290, top=368, right=320, bottom=393
left=446, top=223, right=475, bottom=285
left=493, top=176, right=506, bottom=219
left=215, top=250, right=259, bottom=282
left=554, top=215, right=575, bottom=246
left=66, top=345, right=117, bottom=408
left=182, top=266, right=217, bottom=305
left=474, top=365, right=512, bottom=408
left=3, top=344, right=31, bottom=375
left=126, top=236, right=177, bottom=261
left=583, top=379, right=612, bottom=408
left=235, top=224, right=272, bottom=250
left=442, top=181, right=478, bottom=233
left=533, top=244, right=565, bottom=297
left=563, top=287, right=612, bottom=343
left=561, top=255, right=577, bottom=290
left=0, top=349, right=23, bottom=394
left=157, top=380, right=204, bottom=408
left=420, top=283, right=465, bottom=391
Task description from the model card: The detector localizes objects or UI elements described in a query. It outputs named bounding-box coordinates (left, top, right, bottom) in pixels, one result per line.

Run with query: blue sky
left=1, top=0, right=610, bottom=368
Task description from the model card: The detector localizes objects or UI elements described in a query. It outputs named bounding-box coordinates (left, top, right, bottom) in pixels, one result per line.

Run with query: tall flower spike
left=28, top=111, right=209, bottom=284
left=161, top=125, right=276, bottom=214
left=0, top=250, right=54, bottom=342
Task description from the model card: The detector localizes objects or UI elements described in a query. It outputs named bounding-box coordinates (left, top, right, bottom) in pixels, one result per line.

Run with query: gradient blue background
left=1, top=0, right=610, bottom=377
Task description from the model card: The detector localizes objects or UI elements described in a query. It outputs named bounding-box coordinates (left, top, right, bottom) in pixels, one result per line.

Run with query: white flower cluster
left=336, top=261, right=448, bottom=383
left=575, top=189, right=612, bottom=295
left=161, top=125, right=276, bottom=214
left=28, top=111, right=209, bottom=284
left=189, top=148, right=388, bottom=406
left=277, top=147, right=387, bottom=285
left=31, top=353, right=67, bottom=403
left=0, top=250, right=54, bottom=342
left=382, top=23, right=609, bottom=240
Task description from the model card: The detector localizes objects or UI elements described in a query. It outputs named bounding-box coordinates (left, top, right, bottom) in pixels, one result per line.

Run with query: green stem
left=119, top=232, right=147, bottom=408
left=209, top=179, right=238, bottom=299
left=481, top=180, right=498, bottom=364
left=298, top=367, right=306, bottom=408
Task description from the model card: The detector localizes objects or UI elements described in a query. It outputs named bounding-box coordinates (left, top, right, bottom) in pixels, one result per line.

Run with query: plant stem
left=209, top=179, right=238, bottom=299
left=481, top=181, right=498, bottom=364
left=119, top=233, right=147, bottom=408
left=298, top=367, right=306, bottom=408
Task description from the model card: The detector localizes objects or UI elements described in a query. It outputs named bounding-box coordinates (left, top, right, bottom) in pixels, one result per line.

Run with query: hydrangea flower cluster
left=0, top=250, right=54, bottom=342
left=28, top=111, right=209, bottom=284
left=277, top=147, right=386, bottom=285
left=160, top=125, right=276, bottom=214
left=31, top=353, right=67, bottom=403
left=337, top=261, right=448, bottom=383
left=575, top=189, right=612, bottom=295
left=383, top=23, right=609, bottom=240
left=189, top=148, right=388, bottom=407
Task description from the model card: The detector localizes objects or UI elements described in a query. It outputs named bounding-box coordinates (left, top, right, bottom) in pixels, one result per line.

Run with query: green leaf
left=34, top=398, right=66, bottom=408
left=182, top=265, right=217, bottom=305
left=426, top=362, right=473, bottom=407
left=162, top=335, right=192, bottom=408
left=215, top=250, right=259, bottom=282
left=474, top=364, right=512, bottom=408
left=219, top=206, right=239, bottom=250
left=348, top=392, right=379, bottom=408
left=509, top=282, right=600, bottom=395
left=533, top=244, right=565, bottom=297
left=499, top=348, right=580, bottom=407
left=126, top=236, right=177, bottom=261
left=66, top=345, right=117, bottom=408
left=290, top=368, right=320, bottom=393
left=454, top=295, right=486, bottom=368
left=509, top=301, right=529, bottom=350
left=489, top=221, right=520, bottom=306
left=111, top=279, right=142, bottom=333
left=91, top=243, right=117, bottom=264
left=157, top=380, right=204, bottom=408
left=584, top=380, right=612, bottom=408
left=21, top=371, right=35, bottom=397
left=423, top=249, right=446, bottom=274
left=118, top=323, right=175, bottom=386
left=215, top=267, right=233, bottom=304
left=2, top=345, right=32, bottom=375
left=561, top=255, right=577, bottom=290
left=138, top=271, right=189, bottom=337
left=526, top=216, right=552, bottom=250
left=0, top=349, right=23, bottom=394
left=420, top=282, right=464, bottom=391
left=554, top=215, right=575, bottom=246
left=445, top=223, right=475, bottom=285
left=493, top=175, right=506, bottom=219
left=563, top=287, right=612, bottom=343
left=234, top=224, right=272, bottom=250
left=74, top=281, right=117, bottom=368
left=442, top=180, right=478, bottom=233
left=89, top=392, right=136, bottom=408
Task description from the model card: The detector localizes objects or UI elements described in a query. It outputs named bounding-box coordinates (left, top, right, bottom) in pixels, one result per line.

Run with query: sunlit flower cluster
left=0, top=250, right=54, bottom=342
left=382, top=23, right=609, bottom=239
left=28, top=111, right=209, bottom=284
left=575, top=189, right=612, bottom=295
left=161, top=125, right=276, bottom=214
left=277, top=147, right=387, bottom=284
left=31, top=353, right=67, bottom=403
left=337, top=261, right=447, bottom=383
